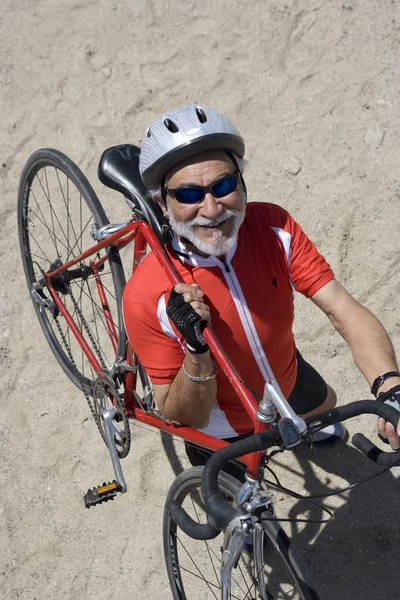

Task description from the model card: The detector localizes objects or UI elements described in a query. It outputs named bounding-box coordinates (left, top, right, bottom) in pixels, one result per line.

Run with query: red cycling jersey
left=122, top=202, right=334, bottom=438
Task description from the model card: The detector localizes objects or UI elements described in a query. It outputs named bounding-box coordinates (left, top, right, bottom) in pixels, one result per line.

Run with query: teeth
left=202, top=222, right=224, bottom=228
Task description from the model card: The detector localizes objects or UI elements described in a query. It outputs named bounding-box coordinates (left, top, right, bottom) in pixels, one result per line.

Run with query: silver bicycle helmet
left=139, top=104, right=245, bottom=189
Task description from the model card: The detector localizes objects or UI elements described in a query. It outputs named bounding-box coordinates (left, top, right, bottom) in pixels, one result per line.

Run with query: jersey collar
left=171, top=235, right=237, bottom=270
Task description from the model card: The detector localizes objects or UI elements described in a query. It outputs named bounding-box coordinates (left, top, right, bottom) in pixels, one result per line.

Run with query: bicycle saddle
left=98, top=144, right=173, bottom=244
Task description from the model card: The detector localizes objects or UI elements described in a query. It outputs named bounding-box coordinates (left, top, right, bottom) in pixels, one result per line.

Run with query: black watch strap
left=371, top=371, right=400, bottom=397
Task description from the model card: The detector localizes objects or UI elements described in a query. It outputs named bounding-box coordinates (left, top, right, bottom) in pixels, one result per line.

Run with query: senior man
left=122, top=104, right=400, bottom=474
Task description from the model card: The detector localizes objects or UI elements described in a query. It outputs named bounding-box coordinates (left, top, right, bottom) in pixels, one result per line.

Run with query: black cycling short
left=184, top=349, right=328, bottom=482
left=287, top=349, right=328, bottom=415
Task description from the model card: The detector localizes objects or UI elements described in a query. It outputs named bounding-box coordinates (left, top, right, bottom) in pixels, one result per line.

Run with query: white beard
left=167, top=200, right=246, bottom=257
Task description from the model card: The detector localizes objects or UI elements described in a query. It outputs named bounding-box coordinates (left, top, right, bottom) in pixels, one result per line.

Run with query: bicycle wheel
left=18, top=148, right=127, bottom=393
left=164, top=466, right=319, bottom=600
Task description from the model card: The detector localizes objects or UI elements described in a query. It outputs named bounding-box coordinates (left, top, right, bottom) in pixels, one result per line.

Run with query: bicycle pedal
left=83, top=480, right=121, bottom=508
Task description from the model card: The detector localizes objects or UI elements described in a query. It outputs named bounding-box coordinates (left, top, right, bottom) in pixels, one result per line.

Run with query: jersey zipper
left=221, top=258, right=231, bottom=273
left=216, top=257, right=275, bottom=384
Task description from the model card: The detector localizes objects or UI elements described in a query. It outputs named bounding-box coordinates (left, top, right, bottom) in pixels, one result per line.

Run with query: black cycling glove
left=376, top=385, right=400, bottom=444
left=166, top=288, right=209, bottom=354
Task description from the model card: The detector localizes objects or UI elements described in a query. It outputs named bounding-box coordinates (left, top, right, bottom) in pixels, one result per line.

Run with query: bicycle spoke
left=85, top=279, right=104, bottom=363
left=20, top=150, right=125, bottom=394
left=30, top=251, right=52, bottom=263
left=36, top=169, right=85, bottom=261
left=70, top=287, right=107, bottom=370
left=30, top=186, right=58, bottom=253
left=66, top=214, right=93, bottom=261
left=71, top=280, right=119, bottom=334
left=190, top=495, right=221, bottom=587
left=78, top=276, right=85, bottom=377
left=42, top=168, right=59, bottom=257
left=95, top=279, right=117, bottom=302
left=55, top=168, right=80, bottom=252
left=232, top=559, right=254, bottom=598
left=28, top=206, right=72, bottom=256
left=27, top=232, right=52, bottom=264
left=80, top=193, right=83, bottom=255
left=42, top=169, right=76, bottom=255
left=176, top=556, right=244, bottom=600
left=176, top=538, right=220, bottom=599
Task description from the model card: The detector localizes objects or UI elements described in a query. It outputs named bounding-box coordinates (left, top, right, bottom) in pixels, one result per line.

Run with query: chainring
left=91, top=372, right=131, bottom=459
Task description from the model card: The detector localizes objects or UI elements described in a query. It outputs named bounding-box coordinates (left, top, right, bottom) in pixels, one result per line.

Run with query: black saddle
left=98, top=144, right=172, bottom=244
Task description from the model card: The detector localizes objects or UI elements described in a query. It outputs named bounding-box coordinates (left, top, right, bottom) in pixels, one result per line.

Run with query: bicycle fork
left=219, top=378, right=304, bottom=599
left=220, top=482, right=273, bottom=600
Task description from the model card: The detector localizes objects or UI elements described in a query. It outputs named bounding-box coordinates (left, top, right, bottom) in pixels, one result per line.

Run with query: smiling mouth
left=197, top=217, right=232, bottom=229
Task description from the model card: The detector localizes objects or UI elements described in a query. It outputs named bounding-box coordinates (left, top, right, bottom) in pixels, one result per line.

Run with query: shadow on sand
left=161, top=430, right=400, bottom=599
left=270, top=441, right=400, bottom=599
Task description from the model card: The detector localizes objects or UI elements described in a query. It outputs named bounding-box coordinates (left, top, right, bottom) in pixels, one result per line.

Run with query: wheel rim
left=166, top=474, right=309, bottom=600
left=20, top=161, right=123, bottom=390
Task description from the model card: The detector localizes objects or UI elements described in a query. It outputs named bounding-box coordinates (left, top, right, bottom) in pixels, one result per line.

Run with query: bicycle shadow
left=160, top=429, right=400, bottom=598
left=161, top=431, right=186, bottom=476
left=271, top=441, right=400, bottom=599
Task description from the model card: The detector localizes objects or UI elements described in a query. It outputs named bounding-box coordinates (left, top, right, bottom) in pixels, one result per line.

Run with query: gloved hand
left=166, top=284, right=210, bottom=354
left=376, top=385, right=400, bottom=449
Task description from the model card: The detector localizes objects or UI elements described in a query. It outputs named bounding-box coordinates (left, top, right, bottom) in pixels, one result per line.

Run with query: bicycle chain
left=92, top=373, right=131, bottom=458
left=53, top=286, right=131, bottom=458
left=68, top=287, right=107, bottom=372
left=54, top=314, right=99, bottom=426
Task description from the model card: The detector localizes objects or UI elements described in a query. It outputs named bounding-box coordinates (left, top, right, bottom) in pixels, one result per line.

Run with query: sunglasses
left=165, top=173, right=239, bottom=204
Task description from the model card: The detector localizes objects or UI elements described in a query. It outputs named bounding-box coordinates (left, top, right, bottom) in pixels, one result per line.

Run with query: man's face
left=163, top=151, right=246, bottom=257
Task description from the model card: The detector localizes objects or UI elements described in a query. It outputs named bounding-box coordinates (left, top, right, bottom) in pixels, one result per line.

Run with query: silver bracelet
left=182, top=359, right=217, bottom=382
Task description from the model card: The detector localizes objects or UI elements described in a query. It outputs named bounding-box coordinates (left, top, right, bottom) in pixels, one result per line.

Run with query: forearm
left=330, top=302, right=400, bottom=391
left=163, top=351, right=217, bottom=428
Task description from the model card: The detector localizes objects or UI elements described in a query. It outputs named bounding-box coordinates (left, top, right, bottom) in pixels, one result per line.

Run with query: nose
left=199, top=192, right=220, bottom=218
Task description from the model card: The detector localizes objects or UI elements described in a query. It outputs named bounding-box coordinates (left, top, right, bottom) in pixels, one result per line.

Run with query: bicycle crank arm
left=83, top=407, right=128, bottom=508
left=102, top=407, right=128, bottom=493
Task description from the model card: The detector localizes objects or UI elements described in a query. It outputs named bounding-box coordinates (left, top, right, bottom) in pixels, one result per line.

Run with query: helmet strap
left=226, top=152, right=247, bottom=194
left=160, top=175, right=168, bottom=207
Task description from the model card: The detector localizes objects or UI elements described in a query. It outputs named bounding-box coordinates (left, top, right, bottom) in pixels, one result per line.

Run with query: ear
left=155, top=195, right=169, bottom=217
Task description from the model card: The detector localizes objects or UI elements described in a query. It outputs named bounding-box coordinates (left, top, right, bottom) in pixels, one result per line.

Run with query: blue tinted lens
left=174, top=187, right=205, bottom=204
left=211, top=174, right=238, bottom=198
left=170, top=173, right=238, bottom=204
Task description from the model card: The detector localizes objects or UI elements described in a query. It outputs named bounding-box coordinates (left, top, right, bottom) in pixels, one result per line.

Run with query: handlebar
left=165, top=400, right=400, bottom=539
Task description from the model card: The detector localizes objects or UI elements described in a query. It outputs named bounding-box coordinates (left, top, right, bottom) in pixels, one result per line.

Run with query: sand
left=2, top=0, right=400, bottom=598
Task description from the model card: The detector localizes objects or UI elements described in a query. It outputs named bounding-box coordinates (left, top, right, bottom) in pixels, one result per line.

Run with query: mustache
left=186, top=208, right=239, bottom=228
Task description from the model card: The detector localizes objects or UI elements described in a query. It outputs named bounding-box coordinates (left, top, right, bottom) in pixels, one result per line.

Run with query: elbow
left=190, top=416, right=209, bottom=430
left=162, top=406, right=209, bottom=430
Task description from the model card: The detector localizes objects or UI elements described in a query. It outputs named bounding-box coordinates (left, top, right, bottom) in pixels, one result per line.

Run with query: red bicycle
left=18, top=145, right=400, bottom=600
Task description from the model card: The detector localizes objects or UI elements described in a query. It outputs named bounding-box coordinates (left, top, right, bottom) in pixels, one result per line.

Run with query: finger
left=189, top=300, right=209, bottom=312
left=192, top=310, right=211, bottom=322
left=174, top=283, right=195, bottom=295
left=377, top=417, right=386, bottom=437
left=193, top=309, right=211, bottom=322
left=385, top=422, right=400, bottom=451
left=190, top=284, right=204, bottom=297
left=183, top=292, right=202, bottom=304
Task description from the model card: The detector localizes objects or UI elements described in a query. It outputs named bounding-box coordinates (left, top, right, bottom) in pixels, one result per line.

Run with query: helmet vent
left=163, top=118, right=179, bottom=133
left=146, top=128, right=152, bottom=137
left=195, top=107, right=207, bottom=123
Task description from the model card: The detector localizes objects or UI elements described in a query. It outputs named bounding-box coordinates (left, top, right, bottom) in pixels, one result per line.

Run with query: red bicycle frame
left=45, top=216, right=271, bottom=476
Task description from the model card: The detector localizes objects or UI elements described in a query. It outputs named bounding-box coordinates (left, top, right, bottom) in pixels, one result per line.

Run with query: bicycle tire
left=18, top=148, right=127, bottom=393
left=164, top=466, right=319, bottom=600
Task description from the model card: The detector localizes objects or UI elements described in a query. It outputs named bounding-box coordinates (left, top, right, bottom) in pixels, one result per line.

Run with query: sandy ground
left=2, top=0, right=400, bottom=598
